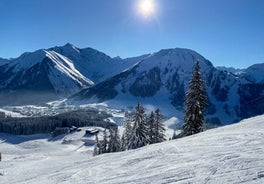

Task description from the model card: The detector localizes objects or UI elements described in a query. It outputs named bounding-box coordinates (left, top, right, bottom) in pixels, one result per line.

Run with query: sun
left=139, top=0, right=155, bottom=17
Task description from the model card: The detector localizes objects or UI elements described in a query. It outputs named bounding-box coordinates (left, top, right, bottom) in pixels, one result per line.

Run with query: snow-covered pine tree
left=120, top=134, right=126, bottom=151
left=153, top=108, right=166, bottom=143
left=148, top=111, right=155, bottom=144
left=122, top=112, right=133, bottom=150
left=101, top=128, right=108, bottom=153
left=108, top=127, right=121, bottom=153
left=128, top=103, right=149, bottom=150
left=93, top=134, right=100, bottom=156
left=182, top=61, right=207, bottom=136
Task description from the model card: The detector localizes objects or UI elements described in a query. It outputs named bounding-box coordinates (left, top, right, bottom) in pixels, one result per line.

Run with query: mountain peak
left=64, top=43, right=74, bottom=47
left=51, top=43, right=80, bottom=54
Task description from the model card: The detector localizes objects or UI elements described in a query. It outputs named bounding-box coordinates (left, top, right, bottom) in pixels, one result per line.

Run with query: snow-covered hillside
left=0, top=115, right=264, bottom=183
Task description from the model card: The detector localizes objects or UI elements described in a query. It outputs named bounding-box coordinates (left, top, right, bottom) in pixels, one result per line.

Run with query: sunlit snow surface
left=0, top=115, right=264, bottom=183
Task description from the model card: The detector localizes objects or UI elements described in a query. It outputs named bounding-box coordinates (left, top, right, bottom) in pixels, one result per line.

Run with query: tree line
left=93, top=103, right=166, bottom=155
left=0, top=109, right=116, bottom=135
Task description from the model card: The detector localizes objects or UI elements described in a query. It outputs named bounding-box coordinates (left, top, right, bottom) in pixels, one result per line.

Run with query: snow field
left=0, top=115, right=263, bottom=183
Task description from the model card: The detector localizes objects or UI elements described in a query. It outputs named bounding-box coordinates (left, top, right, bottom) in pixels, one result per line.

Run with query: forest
left=0, top=109, right=116, bottom=135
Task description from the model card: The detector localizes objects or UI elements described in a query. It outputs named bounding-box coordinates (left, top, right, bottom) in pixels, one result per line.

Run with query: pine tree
left=148, top=111, right=155, bottom=144
left=154, top=108, right=166, bottom=143
left=122, top=112, right=133, bottom=150
left=108, top=127, right=121, bottom=153
left=128, top=103, right=149, bottom=149
left=93, top=134, right=100, bottom=156
left=101, top=128, right=108, bottom=153
left=120, top=134, right=126, bottom=151
left=182, top=61, right=207, bottom=136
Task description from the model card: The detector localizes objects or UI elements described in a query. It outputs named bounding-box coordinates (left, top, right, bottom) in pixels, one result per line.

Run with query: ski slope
left=0, top=115, right=264, bottom=183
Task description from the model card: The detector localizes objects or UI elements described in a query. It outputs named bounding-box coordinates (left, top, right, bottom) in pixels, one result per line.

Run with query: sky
left=0, top=0, right=263, bottom=68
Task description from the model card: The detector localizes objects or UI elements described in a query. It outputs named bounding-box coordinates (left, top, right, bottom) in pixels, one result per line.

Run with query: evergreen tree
left=153, top=108, right=166, bottom=143
left=101, top=128, right=108, bottom=153
left=108, top=127, right=121, bottom=153
left=128, top=103, right=149, bottom=149
left=148, top=111, right=155, bottom=144
left=122, top=112, right=133, bottom=150
left=182, top=61, right=207, bottom=136
left=93, top=134, right=100, bottom=156
left=120, top=134, right=126, bottom=151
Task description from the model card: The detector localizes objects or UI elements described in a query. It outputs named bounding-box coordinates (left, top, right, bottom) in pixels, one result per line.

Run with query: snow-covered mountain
left=51, top=43, right=147, bottom=83
left=0, top=44, right=143, bottom=105
left=0, top=48, right=94, bottom=105
left=69, top=48, right=264, bottom=124
left=216, top=66, right=245, bottom=75
left=0, top=114, right=263, bottom=183
left=241, top=63, right=264, bottom=83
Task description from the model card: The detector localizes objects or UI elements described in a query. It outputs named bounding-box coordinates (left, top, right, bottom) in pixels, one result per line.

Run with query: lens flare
left=139, top=0, right=155, bottom=17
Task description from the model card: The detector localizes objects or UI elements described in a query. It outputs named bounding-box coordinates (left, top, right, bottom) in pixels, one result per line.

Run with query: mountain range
left=0, top=43, right=141, bottom=105
left=0, top=43, right=264, bottom=124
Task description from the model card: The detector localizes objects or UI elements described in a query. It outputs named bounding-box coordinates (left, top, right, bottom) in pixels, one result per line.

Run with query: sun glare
left=139, top=0, right=155, bottom=17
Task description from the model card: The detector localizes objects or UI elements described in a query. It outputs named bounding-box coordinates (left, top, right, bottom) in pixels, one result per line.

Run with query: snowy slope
left=0, top=115, right=264, bottom=183
left=44, top=50, right=94, bottom=95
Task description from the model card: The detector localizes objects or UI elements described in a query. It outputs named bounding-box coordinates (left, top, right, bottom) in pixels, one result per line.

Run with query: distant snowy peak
left=136, top=48, right=213, bottom=73
left=51, top=43, right=147, bottom=83
left=51, top=43, right=81, bottom=56
left=0, top=58, right=9, bottom=66
left=216, top=66, right=245, bottom=75
left=242, top=63, right=264, bottom=83
left=9, top=49, right=47, bottom=71
left=52, top=43, right=112, bottom=63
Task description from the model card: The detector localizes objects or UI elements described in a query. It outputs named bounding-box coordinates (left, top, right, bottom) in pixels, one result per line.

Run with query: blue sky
left=0, top=0, right=263, bottom=68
